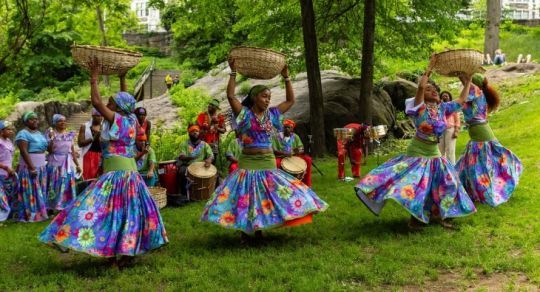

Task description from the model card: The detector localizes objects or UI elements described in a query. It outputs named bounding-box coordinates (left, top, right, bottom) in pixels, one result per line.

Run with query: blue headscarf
left=113, top=92, right=136, bottom=114
left=0, top=120, right=11, bottom=130
left=52, top=114, right=66, bottom=126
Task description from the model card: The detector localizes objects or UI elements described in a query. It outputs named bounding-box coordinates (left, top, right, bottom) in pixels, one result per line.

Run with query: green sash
left=406, top=137, right=441, bottom=158
left=238, top=153, right=277, bottom=170
left=103, top=156, right=137, bottom=172
left=468, top=123, right=496, bottom=142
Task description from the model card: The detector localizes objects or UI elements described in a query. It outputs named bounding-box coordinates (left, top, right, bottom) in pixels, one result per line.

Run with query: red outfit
left=228, top=162, right=238, bottom=173
left=338, top=123, right=368, bottom=179
left=276, top=154, right=312, bottom=187
left=82, top=151, right=101, bottom=180
left=196, top=112, right=225, bottom=145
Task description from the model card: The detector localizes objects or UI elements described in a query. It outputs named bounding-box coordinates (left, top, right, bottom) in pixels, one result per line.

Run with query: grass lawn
left=1, top=75, right=539, bottom=291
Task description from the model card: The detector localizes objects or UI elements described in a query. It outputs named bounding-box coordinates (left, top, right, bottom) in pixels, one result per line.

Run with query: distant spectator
left=483, top=53, right=493, bottom=65
left=165, top=74, right=173, bottom=90
left=493, top=49, right=506, bottom=66
left=173, top=75, right=180, bottom=86
left=517, top=54, right=532, bottom=64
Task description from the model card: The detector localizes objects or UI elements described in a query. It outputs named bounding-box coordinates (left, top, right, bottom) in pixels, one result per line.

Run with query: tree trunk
left=483, top=0, right=501, bottom=58
left=300, top=0, right=327, bottom=157
left=96, top=6, right=110, bottom=87
left=359, top=0, right=375, bottom=125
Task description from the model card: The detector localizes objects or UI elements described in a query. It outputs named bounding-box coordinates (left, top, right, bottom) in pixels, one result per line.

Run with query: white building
left=131, top=0, right=166, bottom=32
left=503, top=0, right=540, bottom=20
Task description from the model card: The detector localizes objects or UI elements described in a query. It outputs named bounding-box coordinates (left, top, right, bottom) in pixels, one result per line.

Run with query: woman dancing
left=455, top=74, right=522, bottom=207
left=46, top=114, right=80, bottom=211
left=201, top=59, right=328, bottom=239
left=40, top=60, right=168, bottom=265
left=355, top=57, right=476, bottom=229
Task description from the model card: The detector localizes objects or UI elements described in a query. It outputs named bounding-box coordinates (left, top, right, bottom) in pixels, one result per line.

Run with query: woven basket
left=228, top=46, right=286, bottom=79
left=433, top=49, right=485, bottom=77
left=149, top=187, right=167, bottom=209
left=71, top=45, right=143, bottom=75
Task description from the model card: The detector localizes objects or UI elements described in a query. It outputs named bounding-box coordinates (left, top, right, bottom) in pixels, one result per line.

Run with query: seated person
left=483, top=53, right=493, bottom=65
left=517, top=54, right=532, bottom=64
left=134, top=133, right=157, bottom=187
left=493, top=49, right=506, bottom=65
left=225, top=130, right=242, bottom=174
left=272, top=119, right=312, bottom=187
left=177, top=125, right=213, bottom=198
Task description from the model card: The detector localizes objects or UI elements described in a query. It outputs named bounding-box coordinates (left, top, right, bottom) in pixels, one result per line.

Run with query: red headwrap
left=283, top=119, right=296, bottom=129
left=188, top=125, right=200, bottom=133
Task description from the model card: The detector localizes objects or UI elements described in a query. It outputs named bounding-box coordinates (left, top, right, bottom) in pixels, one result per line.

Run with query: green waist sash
left=103, top=156, right=137, bottom=172
left=238, top=153, right=276, bottom=170
left=468, top=123, right=496, bottom=142
left=406, top=137, right=441, bottom=158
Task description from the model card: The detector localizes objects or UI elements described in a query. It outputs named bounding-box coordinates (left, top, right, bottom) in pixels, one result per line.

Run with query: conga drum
left=187, top=162, right=217, bottom=201
left=281, top=156, right=307, bottom=180
left=158, top=160, right=179, bottom=195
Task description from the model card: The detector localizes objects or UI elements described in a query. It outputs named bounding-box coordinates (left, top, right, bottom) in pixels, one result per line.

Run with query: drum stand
left=373, top=139, right=382, bottom=165
left=307, top=135, right=324, bottom=176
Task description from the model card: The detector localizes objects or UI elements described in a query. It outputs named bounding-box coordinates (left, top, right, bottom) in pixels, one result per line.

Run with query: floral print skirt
left=355, top=146, right=476, bottom=223
left=12, top=166, right=48, bottom=222
left=201, top=159, right=328, bottom=233
left=0, top=175, right=16, bottom=221
left=456, top=140, right=523, bottom=207
left=39, top=170, right=168, bottom=257
left=46, top=165, right=77, bottom=211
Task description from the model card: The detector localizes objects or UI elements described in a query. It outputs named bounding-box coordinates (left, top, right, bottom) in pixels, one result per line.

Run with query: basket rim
left=229, top=46, right=286, bottom=58
left=435, top=48, right=483, bottom=56
left=71, top=44, right=143, bottom=57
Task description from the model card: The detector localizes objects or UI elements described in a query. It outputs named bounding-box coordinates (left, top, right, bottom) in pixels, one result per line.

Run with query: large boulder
left=380, top=78, right=417, bottom=111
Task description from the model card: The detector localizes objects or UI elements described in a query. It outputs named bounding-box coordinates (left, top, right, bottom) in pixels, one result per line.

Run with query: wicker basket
left=71, top=45, right=143, bottom=75
left=433, top=49, right=486, bottom=77
left=228, top=46, right=286, bottom=79
left=149, top=187, right=167, bottom=209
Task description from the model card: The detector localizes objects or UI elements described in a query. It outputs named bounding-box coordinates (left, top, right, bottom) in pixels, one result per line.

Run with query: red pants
left=337, top=140, right=362, bottom=179
left=228, top=162, right=238, bottom=174
left=83, top=151, right=102, bottom=180
left=276, top=155, right=312, bottom=187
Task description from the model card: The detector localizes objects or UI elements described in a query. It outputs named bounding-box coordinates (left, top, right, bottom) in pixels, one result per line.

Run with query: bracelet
left=283, top=77, right=290, bottom=82
left=229, top=71, right=237, bottom=76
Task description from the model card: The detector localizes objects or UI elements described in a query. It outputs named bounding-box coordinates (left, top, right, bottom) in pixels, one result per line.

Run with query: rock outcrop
left=7, top=100, right=91, bottom=131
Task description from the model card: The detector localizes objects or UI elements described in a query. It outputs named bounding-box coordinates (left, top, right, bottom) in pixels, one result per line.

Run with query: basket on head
left=433, top=49, right=486, bottom=77
left=228, top=46, right=286, bottom=80
left=71, top=45, right=143, bottom=75
left=148, top=186, right=167, bottom=209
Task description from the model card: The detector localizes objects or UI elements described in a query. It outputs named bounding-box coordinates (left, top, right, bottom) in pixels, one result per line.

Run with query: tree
left=483, top=0, right=501, bottom=58
left=299, top=0, right=326, bottom=156
left=359, top=0, right=375, bottom=125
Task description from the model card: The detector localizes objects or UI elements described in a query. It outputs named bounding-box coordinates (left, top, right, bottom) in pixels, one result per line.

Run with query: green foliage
left=151, top=123, right=187, bottom=161
left=0, top=92, right=20, bottom=119
left=169, top=84, right=213, bottom=126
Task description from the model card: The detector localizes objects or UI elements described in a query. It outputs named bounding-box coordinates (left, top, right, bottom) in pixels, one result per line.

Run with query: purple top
left=236, top=106, right=283, bottom=149
left=462, top=84, right=488, bottom=125
left=101, top=113, right=136, bottom=159
left=47, top=130, right=76, bottom=167
left=0, top=138, right=14, bottom=177
left=405, top=98, right=461, bottom=143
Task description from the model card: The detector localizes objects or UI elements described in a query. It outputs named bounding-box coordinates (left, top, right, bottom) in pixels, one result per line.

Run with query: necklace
left=251, top=108, right=272, bottom=132
left=425, top=103, right=440, bottom=121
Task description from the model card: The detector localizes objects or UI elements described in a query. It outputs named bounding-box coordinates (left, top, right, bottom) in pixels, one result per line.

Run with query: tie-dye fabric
left=456, top=85, right=523, bottom=207
left=201, top=107, right=328, bottom=233
left=12, top=155, right=49, bottom=222
left=40, top=114, right=168, bottom=257
left=101, top=113, right=137, bottom=159
left=354, top=99, right=476, bottom=223
left=0, top=180, right=9, bottom=221
left=46, top=131, right=77, bottom=211
left=0, top=175, right=16, bottom=221
left=39, top=171, right=168, bottom=257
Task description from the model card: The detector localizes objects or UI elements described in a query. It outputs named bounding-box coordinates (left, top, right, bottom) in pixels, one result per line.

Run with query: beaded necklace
left=425, top=102, right=440, bottom=121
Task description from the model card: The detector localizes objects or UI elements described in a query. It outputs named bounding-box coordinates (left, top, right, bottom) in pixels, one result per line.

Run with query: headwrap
left=134, top=107, right=147, bottom=115
left=113, top=92, right=136, bottom=114
left=0, top=120, right=11, bottom=130
left=91, top=108, right=102, bottom=116
left=472, top=73, right=485, bottom=88
left=52, top=114, right=66, bottom=126
left=241, top=85, right=270, bottom=107
left=209, top=98, right=221, bottom=109
left=188, top=125, right=200, bottom=133
left=283, top=119, right=296, bottom=129
left=22, top=111, right=38, bottom=123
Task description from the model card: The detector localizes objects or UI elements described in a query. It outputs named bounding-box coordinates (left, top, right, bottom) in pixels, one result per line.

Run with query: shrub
left=169, top=84, right=213, bottom=126
left=0, top=92, right=20, bottom=119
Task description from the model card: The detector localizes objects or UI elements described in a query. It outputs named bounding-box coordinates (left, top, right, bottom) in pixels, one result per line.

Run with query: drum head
left=159, top=160, right=176, bottom=165
left=187, top=162, right=217, bottom=178
left=282, top=156, right=307, bottom=174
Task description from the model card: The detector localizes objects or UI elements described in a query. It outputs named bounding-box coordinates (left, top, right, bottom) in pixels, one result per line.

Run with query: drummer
left=338, top=123, right=369, bottom=179
left=225, top=130, right=242, bottom=174
left=177, top=124, right=213, bottom=197
left=273, top=119, right=312, bottom=187
left=196, top=99, right=226, bottom=164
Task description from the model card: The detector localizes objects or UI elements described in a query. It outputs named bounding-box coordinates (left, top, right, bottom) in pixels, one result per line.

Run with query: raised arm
left=277, top=65, right=294, bottom=113
left=119, top=73, right=128, bottom=92
left=88, top=58, right=115, bottom=123
left=414, top=55, right=437, bottom=106
left=455, top=73, right=473, bottom=105
left=226, top=58, right=242, bottom=115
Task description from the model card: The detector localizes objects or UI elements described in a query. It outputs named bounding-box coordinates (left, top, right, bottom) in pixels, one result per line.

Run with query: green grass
left=1, top=75, right=539, bottom=290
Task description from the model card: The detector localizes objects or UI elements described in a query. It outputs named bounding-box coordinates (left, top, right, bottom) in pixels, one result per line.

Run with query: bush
left=151, top=124, right=188, bottom=162
left=169, top=84, right=213, bottom=126
left=0, top=92, right=20, bottom=119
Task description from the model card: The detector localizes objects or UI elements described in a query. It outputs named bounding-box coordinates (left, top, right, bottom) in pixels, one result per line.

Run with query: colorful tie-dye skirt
left=201, top=153, right=328, bottom=233
left=12, top=154, right=48, bottom=222
left=0, top=175, right=16, bottom=221
left=46, top=165, right=77, bottom=211
left=355, top=138, right=476, bottom=223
